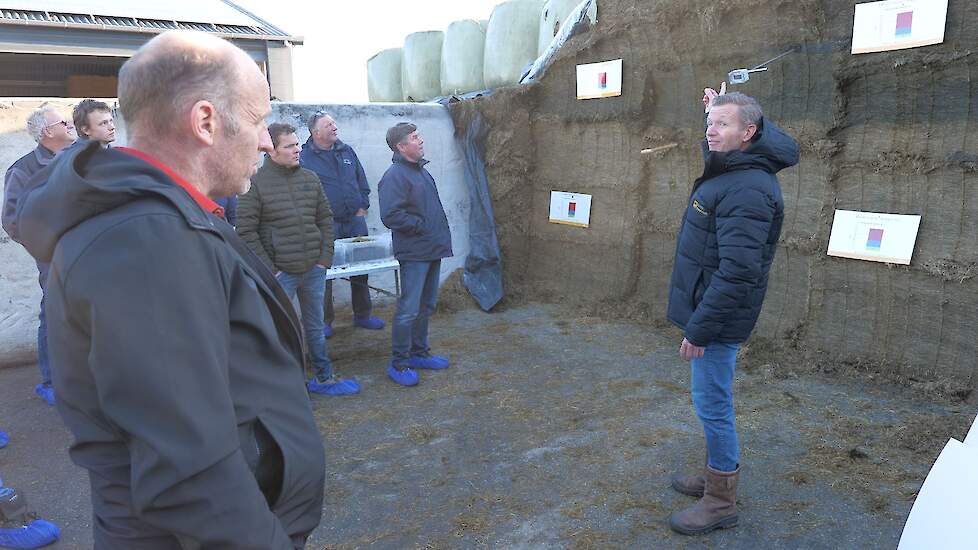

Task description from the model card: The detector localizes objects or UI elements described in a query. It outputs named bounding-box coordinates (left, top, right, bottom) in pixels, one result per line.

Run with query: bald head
left=118, top=30, right=273, bottom=199
left=119, top=31, right=261, bottom=138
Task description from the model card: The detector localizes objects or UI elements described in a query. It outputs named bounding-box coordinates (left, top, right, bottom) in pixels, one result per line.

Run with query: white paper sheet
left=576, top=59, right=622, bottom=100
left=827, top=209, right=921, bottom=265
left=852, top=0, right=948, bottom=55
left=549, top=191, right=592, bottom=228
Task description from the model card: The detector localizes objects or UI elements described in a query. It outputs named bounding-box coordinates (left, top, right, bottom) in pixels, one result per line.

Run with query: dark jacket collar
left=34, top=143, right=56, bottom=165
left=302, top=136, right=349, bottom=154
left=391, top=151, right=429, bottom=168
left=261, top=156, right=302, bottom=175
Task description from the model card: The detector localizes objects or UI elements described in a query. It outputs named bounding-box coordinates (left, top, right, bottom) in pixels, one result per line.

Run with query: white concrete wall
left=272, top=102, right=471, bottom=305
left=0, top=99, right=470, bottom=366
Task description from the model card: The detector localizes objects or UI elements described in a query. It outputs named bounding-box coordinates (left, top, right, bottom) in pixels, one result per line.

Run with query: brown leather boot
left=670, top=469, right=705, bottom=497
left=668, top=465, right=739, bottom=535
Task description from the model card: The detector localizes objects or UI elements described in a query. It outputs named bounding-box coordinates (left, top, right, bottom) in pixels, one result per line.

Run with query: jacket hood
left=301, top=136, right=350, bottom=154
left=16, top=140, right=215, bottom=262
left=704, top=117, right=800, bottom=177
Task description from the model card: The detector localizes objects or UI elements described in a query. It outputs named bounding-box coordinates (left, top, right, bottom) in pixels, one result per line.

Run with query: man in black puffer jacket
left=666, top=88, right=799, bottom=537
left=237, top=123, right=360, bottom=397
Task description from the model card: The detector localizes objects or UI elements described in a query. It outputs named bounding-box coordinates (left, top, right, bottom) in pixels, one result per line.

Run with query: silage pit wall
left=453, top=0, right=978, bottom=391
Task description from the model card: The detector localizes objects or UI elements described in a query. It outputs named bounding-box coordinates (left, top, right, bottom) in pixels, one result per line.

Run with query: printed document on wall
left=851, top=0, right=948, bottom=54
left=576, top=59, right=622, bottom=100
left=826, top=210, right=921, bottom=265
left=549, top=191, right=592, bottom=228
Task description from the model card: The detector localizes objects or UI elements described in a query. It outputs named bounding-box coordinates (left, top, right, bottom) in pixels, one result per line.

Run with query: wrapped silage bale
left=401, top=31, right=444, bottom=102
left=538, top=0, right=598, bottom=55
left=367, top=48, right=403, bottom=102
left=441, top=19, right=487, bottom=96
left=483, top=0, right=546, bottom=88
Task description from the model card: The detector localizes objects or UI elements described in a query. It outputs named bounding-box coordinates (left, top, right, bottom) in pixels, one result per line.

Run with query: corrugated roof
left=0, top=0, right=302, bottom=43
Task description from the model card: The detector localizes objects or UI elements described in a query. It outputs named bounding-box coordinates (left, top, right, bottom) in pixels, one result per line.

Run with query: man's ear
left=742, top=123, right=758, bottom=144
left=189, top=100, right=218, bottom=146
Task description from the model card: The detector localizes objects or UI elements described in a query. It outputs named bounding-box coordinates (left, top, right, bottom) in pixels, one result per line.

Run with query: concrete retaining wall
left=0, top=100, right=470, bottom=367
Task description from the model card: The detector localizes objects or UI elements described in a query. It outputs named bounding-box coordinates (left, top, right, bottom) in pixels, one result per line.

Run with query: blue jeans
left=690, top=342, right=740, bottom=472
left=36, top=260, right=51, bottom=387
left=391, top=260, right=441, bottom=368
left=324, top=216, right=372, bottom=324
left=276, top=265, right=333, bottom=380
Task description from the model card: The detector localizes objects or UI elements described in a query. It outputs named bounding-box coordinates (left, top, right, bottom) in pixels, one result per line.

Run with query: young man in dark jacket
left=300, top=112, right=385, bottom=335
left=71, top=99, right=115, bottom=147
left=2, top=106, right=75, bottom=406
left=666, top=88, right=799, bottom=536
left=14, top=31, right=324, bottom=549
left=237, top=122, right=360, bottom=396
left=378, top=123, right=453, bottom=386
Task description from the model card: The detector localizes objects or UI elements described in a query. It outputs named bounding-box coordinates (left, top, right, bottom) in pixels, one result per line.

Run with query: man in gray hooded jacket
left=14, top=31, right=324, bottom=549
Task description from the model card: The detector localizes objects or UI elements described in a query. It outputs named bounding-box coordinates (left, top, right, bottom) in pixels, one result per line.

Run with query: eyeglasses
left=45, top=120, right=70, bottom=129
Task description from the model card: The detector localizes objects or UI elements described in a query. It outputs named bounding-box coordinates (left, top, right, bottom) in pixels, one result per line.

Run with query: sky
left=231, top=0, right=505, bottom=104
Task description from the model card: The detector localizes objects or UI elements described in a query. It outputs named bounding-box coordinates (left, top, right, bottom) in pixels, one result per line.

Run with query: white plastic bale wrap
left=538, top=0, right=598, bottom=55
left=441, top=19, right=487, bottom=96
left=401, top=31, right=444, bottom=102
left=483, top=0, right=546, bottom=88
left=367, top=48, right=403, bottom=102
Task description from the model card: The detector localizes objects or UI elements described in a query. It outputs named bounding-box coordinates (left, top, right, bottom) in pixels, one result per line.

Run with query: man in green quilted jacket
left=237, top=122, right=360, bottom=396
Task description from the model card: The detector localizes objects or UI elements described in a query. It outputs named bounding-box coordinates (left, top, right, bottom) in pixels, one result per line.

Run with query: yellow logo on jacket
left=692, top=199, right=710, bottom=216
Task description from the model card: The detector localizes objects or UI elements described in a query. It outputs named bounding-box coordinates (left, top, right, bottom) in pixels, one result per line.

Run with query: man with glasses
left=2, top=106, right=75, bottom=406
left=300, top=111, right=385, bottom=337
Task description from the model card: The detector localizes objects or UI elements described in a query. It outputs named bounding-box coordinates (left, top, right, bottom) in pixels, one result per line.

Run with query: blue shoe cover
left=353, top=316, right=385, bottom=330
left=408, top=354, right=449, bottom=370
left=323, top=324, right=333, bottom=339
left=0, top=432, right=7, bottom=449
left=0, top=519, right=60, bottom=549
left=387, top=365, right=419, bottom=386
left=33, top=385, right=54, bottom=407
left=307, top=378, right=360, bottom=396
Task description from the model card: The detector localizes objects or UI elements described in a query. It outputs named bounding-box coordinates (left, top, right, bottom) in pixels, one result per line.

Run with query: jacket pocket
left=253, top=418, right=285, bottom=509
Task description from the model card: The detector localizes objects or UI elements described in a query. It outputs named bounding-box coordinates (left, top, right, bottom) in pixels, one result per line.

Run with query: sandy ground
left=0, top=302, right=971, bottom=549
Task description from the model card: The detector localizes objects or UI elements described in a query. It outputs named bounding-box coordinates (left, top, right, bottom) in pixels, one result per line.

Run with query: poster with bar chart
left=549, top=191, right=592, bottom=228
left=851, top=0, right=947, bottom=54
left=576, top=59, right=622, bottom=100
left=827, top=209, right=921, bottom=265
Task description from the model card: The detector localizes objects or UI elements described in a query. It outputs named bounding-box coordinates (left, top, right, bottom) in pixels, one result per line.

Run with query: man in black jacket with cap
left=15, top=30, right=324, bottom=549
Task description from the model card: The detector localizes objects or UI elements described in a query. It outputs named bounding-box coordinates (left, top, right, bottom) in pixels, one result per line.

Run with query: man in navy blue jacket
left=2, top=106, right=75, bottom=406
left=300, top=112, right=384, bottom=336
left=378, top=122, right=453, bottom=387
left=666, top=87, right=799, bottom=536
